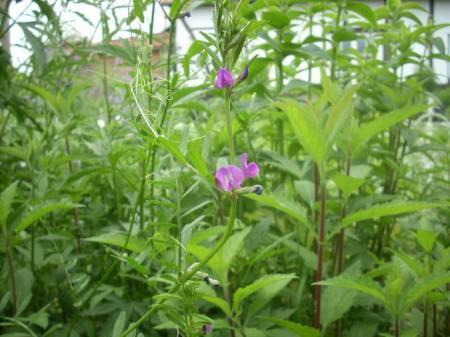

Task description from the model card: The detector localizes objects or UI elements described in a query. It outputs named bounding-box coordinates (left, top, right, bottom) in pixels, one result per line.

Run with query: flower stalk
left=224, top=89, right=235, bottom=163
left=118, top=198, right=238, bottom=337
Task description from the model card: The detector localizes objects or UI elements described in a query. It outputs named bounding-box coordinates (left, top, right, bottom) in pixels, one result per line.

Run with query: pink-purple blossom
left=215, top=154, right=260, bottom=193
left=202, top=324, right=213, bottom=334
left=215, top=68, right=235, bottom=88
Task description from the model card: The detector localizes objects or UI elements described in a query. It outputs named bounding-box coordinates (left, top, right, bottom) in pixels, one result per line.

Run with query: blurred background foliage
left=0, top=1, right=449, bottom=337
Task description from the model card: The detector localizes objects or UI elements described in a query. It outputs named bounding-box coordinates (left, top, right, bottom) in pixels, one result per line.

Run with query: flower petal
left=227, top=165, right=245, bottom=189
left=215, top=167, right=232, bottom=192
left=244, top=162, right=260, bottom=178
left=215, top=68, right=234, bottom=89
left=241, top=153, right=260, bottom=179
left=215, top=165, right=244, bottom=192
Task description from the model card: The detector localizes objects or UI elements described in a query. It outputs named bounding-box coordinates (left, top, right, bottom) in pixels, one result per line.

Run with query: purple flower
left=215, top=165, right=244, bottom=192
left=241, top=153, right=259, bottom=179
left=215, top=68, right=234, bottom=89
left=202, top=324, right=214, bottom=334
left=215, top=154, right=260, bottom=193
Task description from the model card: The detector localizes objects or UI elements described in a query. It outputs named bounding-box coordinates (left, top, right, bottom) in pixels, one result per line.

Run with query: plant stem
left=424, top=300, right=429, bottom=337
left=139, top=0, right=157, bottom=230
left=336, top=150, right=351, bottom=276
left=119, top=199, right=238, bottom=337
left=276, top=29, right=285, bottom=158
left=330, top=2, right=343, bottom=80
left=102, top=57, right=111, bottom=124
left=224, top=283, right=237, bottom=337
left=65, top=137, right=82, bottom=252
left=314, top=173, right=327, bottom=330
left=434, top=302, right=438, bottom=337
left=159, top=20, right=176, bottom=129
left=6, top=237, right=17, bottom=315
left=395, top=317, right=400, bottom=337
left=224, top=89, right=235, bottom=163
left=148, top=17, right=176, bottom=223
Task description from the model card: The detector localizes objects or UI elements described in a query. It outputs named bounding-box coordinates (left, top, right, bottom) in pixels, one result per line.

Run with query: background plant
left=1, top=1, right=449, bottom=337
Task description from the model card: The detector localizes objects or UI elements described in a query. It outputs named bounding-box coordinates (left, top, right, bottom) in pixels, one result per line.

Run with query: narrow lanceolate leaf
left=324, top=85, right=357, bottom=147
left=201, top=296, right=232, bottom=318
left=405, top=273, right=450, bottom=310
left=112, top=311, right=127, bottom=337
left=276, top=98, right=327, bottom=166
left=15, top=203, right=79, bottom=232
left=244, top=193, right=313, bottom=234
left=260, top=317, right=320, bottom=337
left=233, top=274, right=296, bottom=311
left=353, top=104, right=429, bottom=153
left=247, top=273, right=295, bottom=319
left=316, top=275, right=386, bottom=304
left=0, top=182, right=18, bottom=227
left=347, top=1, right=377, bottom=26
left=84, top=232, right=147, bottom=253
left=342, top=202, right=449, bottom=227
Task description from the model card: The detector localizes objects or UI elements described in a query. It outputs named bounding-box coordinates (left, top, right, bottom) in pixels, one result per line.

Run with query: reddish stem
left=314, top=183, right=326, bottom=330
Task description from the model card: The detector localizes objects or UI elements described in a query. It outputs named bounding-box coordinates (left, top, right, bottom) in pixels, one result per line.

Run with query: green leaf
left=348, top=322, right=378, bottom=337
left=333, top=28, right=358, bottom=42
left=85, top=232, right=147, bottom=253
left=201, top=296, right=232, bottom=317
left=347, top=2, right=377, bottom=26
left=321, top=286, right=358, bottom=328
left=112, top=311, right=127, bottom=337
left=233, top=274, right=295, bottom=311
left=158, top=137, right=188, bottom=165
left=353, top=104, right=428, bottom=153
left=26, top=84, right=68, bottom=114
left=317, top=275, right=386, bottom=304
left=244, top=193, right=312, bottom=233
left=0, top=182, right=18, bottom=228
left=276, top=99, right=327, bottom=166
left=15, top=203, right=78, bottom=232
left=183, top=40, right=205, bottom=77
left=262, top=10, right=291, bottom=29
left=416, top=230, right=438, bottom=253
left=321, top=71, right=341, bottom=105
left=260, top=317, right=320, bottom=337
left=432, top=37, right=446, bottom=55
left=16, top=268, right=35, bottom=316
left=342, top=202, right=449, bottom=227
left=187, top=139, right=210, bottom=179
left=324, top=85, right=356, bottom=146
left=188, top=228, right=251, bottom=280
left=405, top=273, right=450, bottom=310
left=169, top=0, right=188, bottom=20
left=332, top=173, right=364, bottom=199
left=132, top=0, right=144, bottom=22
left=247, top=273, right=294, bottom=319
left=18, top=23, right=46, bottom=72
left=280, top=237, right=318, bottom=271
left=220, top=227, right=252, bottom=277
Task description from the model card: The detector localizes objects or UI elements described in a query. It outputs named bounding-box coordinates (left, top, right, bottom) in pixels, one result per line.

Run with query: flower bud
left=236, top=184, right=264, bottom=195
left=215, top=68, right=234, bottom=89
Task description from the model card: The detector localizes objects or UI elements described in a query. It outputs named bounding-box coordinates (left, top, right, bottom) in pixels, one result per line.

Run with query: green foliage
left=1, top=1, right=449, bottom=337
